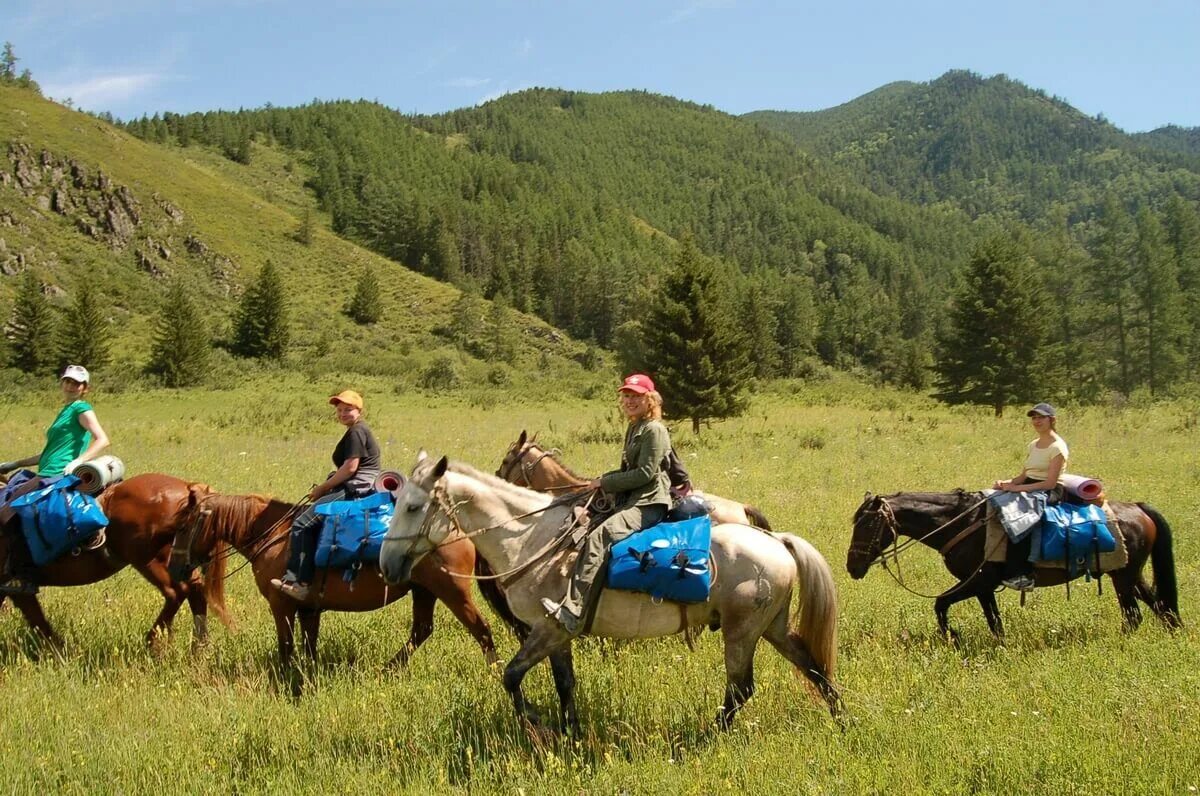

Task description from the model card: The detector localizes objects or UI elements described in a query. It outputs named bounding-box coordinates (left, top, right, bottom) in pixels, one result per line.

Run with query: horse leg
left=1109, top=570, right=1143, bottom=632
left=427, top=577, right=500, bottom=668
left=184, top=570, right=210, bottom=653
left=10, top=594, right=63, bottom=651
left=298, top=607, right=321, bottom=659
left=271, top=604, right=297, bottom=667
left=502, top=620, right=571, bottom=729
left=548, top=645, right=580, bottom=735
left=977, top=590, right=1005, bottom=642
left=135, top=559, right=187, bottom=649
left=935, top=579, right=991, bottom=646
left=764, top=613, right=841, bottom=717
left=386, top=584, right=431, bottom=669
left=717, top=629, right=759, bottom=730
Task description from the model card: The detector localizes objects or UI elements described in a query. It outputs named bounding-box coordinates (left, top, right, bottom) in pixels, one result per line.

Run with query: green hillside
left=0, top=85, right=595, bottom=389
left=745, top=70, right=1200, bottom=222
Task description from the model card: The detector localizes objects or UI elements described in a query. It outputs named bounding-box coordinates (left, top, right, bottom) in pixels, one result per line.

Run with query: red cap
left=618, top=374, right=655, bottom=394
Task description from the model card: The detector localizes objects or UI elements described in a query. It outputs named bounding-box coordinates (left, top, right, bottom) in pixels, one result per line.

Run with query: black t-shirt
left=332, top=421, right=382, bottom=492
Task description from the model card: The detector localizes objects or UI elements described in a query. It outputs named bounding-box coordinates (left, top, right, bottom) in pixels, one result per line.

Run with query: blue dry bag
left=9, top=475, right=109, bottom=566
left=314, top=490, right=395, bottom=570
left=607, top=514, right=713, bottom=603
left=1039, top=503, right=1116, bottom=562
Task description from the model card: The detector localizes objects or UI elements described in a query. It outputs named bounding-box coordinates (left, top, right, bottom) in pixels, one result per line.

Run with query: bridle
left=851, top=494, right=996, bottom=599
left=496, top=442, right=587, bottom=493
left=170, top=495, right=308, bottom=581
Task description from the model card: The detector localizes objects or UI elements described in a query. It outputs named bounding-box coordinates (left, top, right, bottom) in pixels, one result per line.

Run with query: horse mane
left=197, top=493, right=278, bottom=548
left=447, top=460, right=553, bottom=506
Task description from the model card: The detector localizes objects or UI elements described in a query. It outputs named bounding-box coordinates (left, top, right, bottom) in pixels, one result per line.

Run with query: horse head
left=846, top=492, right=896, bottom=579
left=496, top=430, right=533, bottom=484
left=380, top=450, right=450, bottom=586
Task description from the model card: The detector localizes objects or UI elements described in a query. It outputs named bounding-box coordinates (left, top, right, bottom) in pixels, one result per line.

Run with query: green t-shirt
left=38, top=400, right=93, bottom=476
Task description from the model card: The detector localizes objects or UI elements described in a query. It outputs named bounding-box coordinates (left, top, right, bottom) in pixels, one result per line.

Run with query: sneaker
left=1002, top=574, right=1036, bottom=592
left=541, top=597, right=582, bottom=634
left=276, top=580, right=310, bottom=601
left=0, top=575, right=39, bottom=595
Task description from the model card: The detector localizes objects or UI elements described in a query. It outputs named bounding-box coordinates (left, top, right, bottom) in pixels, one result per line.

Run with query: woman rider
left=272, top=389, right=381, bottom=601
left=992, top=401, right=1069, bottom=591
left=0, top=365, right=111, bottom=594
left=542, top=373, right=673, bottom=635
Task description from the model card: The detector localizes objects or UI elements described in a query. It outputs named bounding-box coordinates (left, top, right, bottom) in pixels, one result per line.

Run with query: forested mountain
left=0, top=84, right=592, bottom=388
left=745, top=70, right=1200, bottom=223
left=1134, top=125, right=1200, bottom=158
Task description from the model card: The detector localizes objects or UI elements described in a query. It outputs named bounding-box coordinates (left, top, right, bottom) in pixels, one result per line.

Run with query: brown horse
left=847, top=491, right=1182, bottom=643
left=497, top=430, right=773, bottom=529
left=0, top=472, right=230, bottom=651
left=168, top=491, right=517, bottom=669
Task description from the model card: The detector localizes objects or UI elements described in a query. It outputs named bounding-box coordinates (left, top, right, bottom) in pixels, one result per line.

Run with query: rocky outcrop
left=184, top=234, right=208, bottom=256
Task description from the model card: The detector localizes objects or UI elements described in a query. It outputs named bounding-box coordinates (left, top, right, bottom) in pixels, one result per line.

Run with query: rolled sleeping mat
left=373, top=470, right=405, bottom=494
left=1060, top=473, right=1103, bottom=501
left=73, top=455, right=126, bottom=495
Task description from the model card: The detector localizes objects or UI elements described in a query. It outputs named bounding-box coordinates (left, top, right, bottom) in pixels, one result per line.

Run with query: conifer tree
left=1095, top=195, right=1137, bottom=395
left=486, top=294, right=519, bottom=364
left=633, top=237, right=752, bottom=433
left=57, top=284, right=111, bottom=371
left=5, top=271, right=57, bottom=372
left=295, top=208, right=314, bottom=246
left=1134, top=206, right=1185, bottom=394
left=147, top=281, right=211, bottom=387
left=449, top=289, right=487, bottom=358
left=233, top=260, right=289, bottom=359
left=1163, top=195, right=1200, bottom=375
left=0, top=43, right=17, bottom=81
left=934, top=234, right=1049, bottom=416
left=346, top=266, right=383, bottom=324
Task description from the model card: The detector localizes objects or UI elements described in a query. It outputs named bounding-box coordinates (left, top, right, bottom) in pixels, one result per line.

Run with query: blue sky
left=3, top=0, right=1198, bottom=132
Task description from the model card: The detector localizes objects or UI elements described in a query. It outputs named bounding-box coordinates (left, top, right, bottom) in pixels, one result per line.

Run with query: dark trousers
left=1003, top=477, right=1064, bottom=577
left=285, top=487, right=351, bottom=584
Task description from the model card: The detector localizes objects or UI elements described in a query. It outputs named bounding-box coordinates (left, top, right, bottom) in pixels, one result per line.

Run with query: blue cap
left=1027, top=402, right=1056, bottom=418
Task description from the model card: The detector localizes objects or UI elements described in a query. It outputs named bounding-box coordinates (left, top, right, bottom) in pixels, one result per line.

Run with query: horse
left=0, top=472, right=231, bottom=651
left=497, top=430, right=773, bottom=529
left=380, top=453, right=841, bottom=733
left=847, top=491, right=1182, bottom=643
left=167, top=490, right=518, bottom=670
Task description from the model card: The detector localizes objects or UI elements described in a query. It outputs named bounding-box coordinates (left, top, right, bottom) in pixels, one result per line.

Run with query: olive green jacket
left=599, top=418, right=672, bottom=510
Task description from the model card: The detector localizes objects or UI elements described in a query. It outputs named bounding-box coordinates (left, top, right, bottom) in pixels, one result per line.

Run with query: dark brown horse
left=0, top=472, right=230, bottom=650
left=847, top=491, right=1181, bottom=643
left=497, top=430, right=774, bottom=529
left=168, top=491, right=518, bottom=669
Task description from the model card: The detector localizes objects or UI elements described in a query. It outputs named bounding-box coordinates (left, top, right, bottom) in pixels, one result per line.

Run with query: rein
left=856, top=494, right=998, bottom=600
left=173, top=494, right=311, bottom=580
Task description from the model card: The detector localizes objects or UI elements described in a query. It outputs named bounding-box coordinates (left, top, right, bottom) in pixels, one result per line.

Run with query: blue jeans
left=285, top=487, right=352, bottom=584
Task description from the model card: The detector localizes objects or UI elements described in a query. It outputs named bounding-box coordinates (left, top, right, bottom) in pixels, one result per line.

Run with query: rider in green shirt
left=0, top=365, right=110, bottom=594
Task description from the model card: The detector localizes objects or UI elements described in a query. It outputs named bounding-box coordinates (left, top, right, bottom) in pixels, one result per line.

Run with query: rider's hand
left=588, top=478, right=602, bottom=490
left=0, top=462, right=15, bottom=474
left=64, top=460, right=80, bottom=474
left=308, top=484, right=326, bottom=501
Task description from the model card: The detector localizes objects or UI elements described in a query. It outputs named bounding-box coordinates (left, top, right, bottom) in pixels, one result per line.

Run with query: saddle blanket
left=9, top=475, right=109, bottom=566
left=607, top=514, right=712, bottom=604
left=314, top=490, right=394, bottom=570
left=986, top=501, right=1128, bottom=575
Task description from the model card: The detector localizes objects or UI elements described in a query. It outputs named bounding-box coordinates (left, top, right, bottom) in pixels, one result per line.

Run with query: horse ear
left=864, top=491, right=874, bottom=502
left=517, top=430, right=527, bottom=447
left=433, top=456, right=449, bottom=479
left=188, top=483, right=212, bottom=509
left=416, top=449, right=428, bottom=465
left=530, top=431, right=539, bottom=443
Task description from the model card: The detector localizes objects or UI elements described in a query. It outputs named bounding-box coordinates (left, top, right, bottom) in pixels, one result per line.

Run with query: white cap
left=61, top=364, right=90, bottom=383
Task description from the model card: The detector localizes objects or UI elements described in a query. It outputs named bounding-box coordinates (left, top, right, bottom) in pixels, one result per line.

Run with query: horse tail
left=1137, top=503, right=1182, bottom=629
left=743, top=505, right=773, bottom=531
left=778, top=533, right=839, bottom=681
left=474, top=557, right=529, bottom=641
left=187, top=484, right=234, bottom=631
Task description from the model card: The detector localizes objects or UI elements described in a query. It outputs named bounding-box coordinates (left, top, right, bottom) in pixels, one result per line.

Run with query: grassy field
left=0, top=377, right=1197, bottom=794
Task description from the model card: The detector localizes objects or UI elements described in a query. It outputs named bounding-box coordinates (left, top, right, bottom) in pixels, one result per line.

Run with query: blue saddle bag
left=9, top=475, right=109, bottom=566
left=607, top=514, right=712, bottom=603
left=314, top=491, right=394, bottom=570
left=1040, top=503, right=1116, bottom=562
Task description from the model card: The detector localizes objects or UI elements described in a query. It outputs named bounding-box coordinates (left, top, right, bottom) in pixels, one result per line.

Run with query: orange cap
left=328, top=390, right=364, bottom=410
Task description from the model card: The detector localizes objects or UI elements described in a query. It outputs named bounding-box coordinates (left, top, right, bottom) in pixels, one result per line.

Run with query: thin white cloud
left=445, top=77, right=491, bottom=88
left=664, top=0, right=735, bottom=25
left=517, top=38, right=533, bottom=57
left=42, top=72, right=167, bottom=110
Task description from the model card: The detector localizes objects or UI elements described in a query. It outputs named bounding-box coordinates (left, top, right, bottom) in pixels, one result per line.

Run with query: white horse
left=380, top=453, right=841, bottom=732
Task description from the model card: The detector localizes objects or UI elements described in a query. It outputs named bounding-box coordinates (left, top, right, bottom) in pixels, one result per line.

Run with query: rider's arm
left=312, top=458, right=360, bottom=500
left=0, top=455, right=41, bottom=472
left=65, top=410, right=110, bottom=473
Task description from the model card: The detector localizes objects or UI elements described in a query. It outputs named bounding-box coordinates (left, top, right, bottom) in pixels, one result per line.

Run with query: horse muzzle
left=381, top=554, right=415, bottom=586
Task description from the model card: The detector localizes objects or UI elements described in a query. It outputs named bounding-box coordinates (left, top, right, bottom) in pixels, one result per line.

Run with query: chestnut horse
left=497, top=430, right=773, bottom=529
left=168, top=491, right=517, bottom=669
left=847, top=491, right=1182, bottom=643
left=0, top=472, right=230, bottom=651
